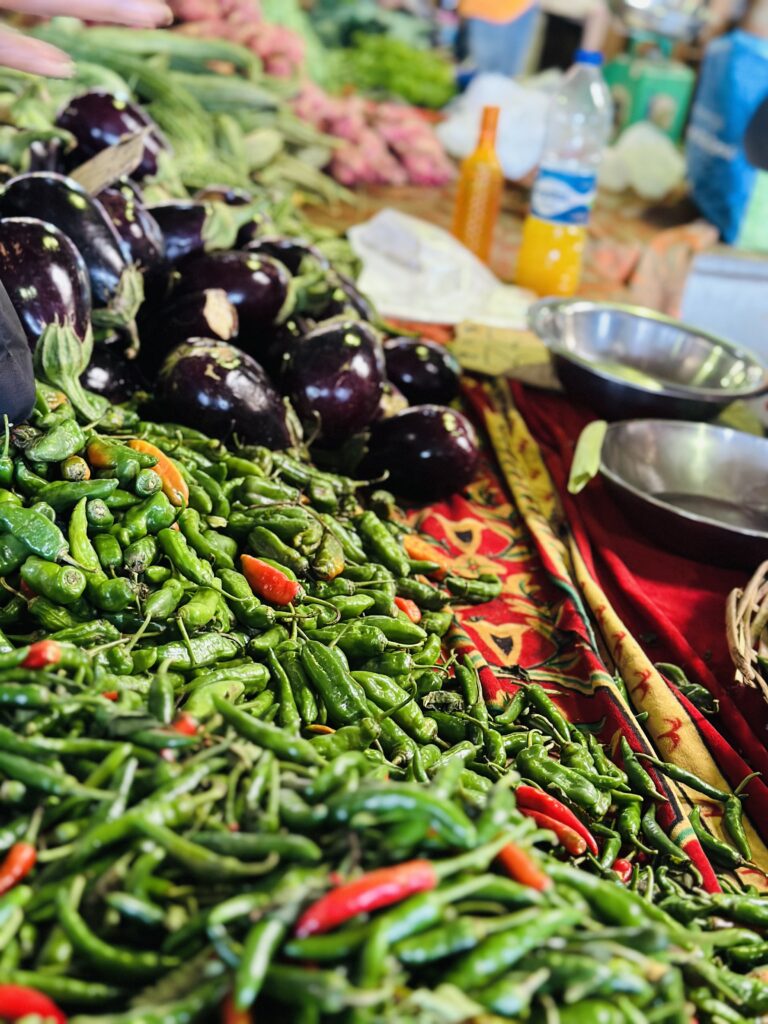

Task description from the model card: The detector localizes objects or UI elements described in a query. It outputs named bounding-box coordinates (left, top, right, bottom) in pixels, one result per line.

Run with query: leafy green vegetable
left=328, top=34, right=456, bottom=109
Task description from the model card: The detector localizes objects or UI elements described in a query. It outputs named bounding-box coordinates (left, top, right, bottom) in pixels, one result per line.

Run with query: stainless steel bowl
left=608, top=0, right=709, bottom=40
left=600, top=419, right=768, bottom=567
left=529, top=299, right=768, bottom=422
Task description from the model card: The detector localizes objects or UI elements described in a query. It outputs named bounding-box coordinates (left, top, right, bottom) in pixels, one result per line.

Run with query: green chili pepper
left=20, top=556, right=86, bottom=605
left=85, top=573, right=134, bottom=613
left=117, top=492, right=177, bottom=546
left=28, top=418, right=85, bottom=462
left=300, top=640, right=370, bottom=726
left=308, top=719, right=381, bottom=758
left=0, top=533, right=29, bottom=575
left=85, top=498, right=114, bottom=531
left=620, top=737, right=666, bottom=801
left=213, top=693, right=326, bottom=766
left=279, top=647, right=318, bottom=725
left=60, top=454, right=90, bottom=481
left=420, top=610, right=453, bottom=636
left=636, top=753, right=730, bottom=802
left=93, top=533, right=123, bottom=573
left=723, top=796, right=751, bottom=861
left=178, top=586, right=220, bottom=630
left=516, top=745, right=605, bottom=817
left=179, top=507, right=236, bottom=570
left=14, top=461, right=47, bottom=496
left=353, top=671, right=437, bottom=744
left=445, top=572, right=502, bottom=603
left=0, top=504, right=67, bottom=561
left=247, top=526, right=308, bottom=577
left=134, top=467, right=162, bottom=497
left=123, top=535, right=158, bottom=575
left=249, top=626, right=290, bottom=656
left=38, top=478, right=119, bottom=512
left=357, top=510, right=410, bottom=577
left=689, top=805, right=743, bottom=869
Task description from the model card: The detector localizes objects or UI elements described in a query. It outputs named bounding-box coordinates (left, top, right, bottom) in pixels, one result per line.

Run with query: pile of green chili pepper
left=0, top=382, right=767, bottom=1024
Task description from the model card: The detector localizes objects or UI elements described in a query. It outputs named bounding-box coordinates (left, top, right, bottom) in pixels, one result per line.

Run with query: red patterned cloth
left=408, top=375, right=768, bottom=889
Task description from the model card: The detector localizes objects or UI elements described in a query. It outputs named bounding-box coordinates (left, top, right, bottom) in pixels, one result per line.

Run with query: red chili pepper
left=518, top=808, right=587, bottom=857
left=394, top=597, right=422, bottom=623
left=496, top=842, right=552, bottom=892
left=21, top=639, right=61, bottom=670
left=101, top=690, right=119, bottom=701
left=172, top=712, right=199, bottom=736
left=294, top=860, right=438, bottom=937
left=240, top=554, right=300, bottom=606
left=0, top=842, right=36, bottom=896
left=516, top=784, right=598, bottom=856
left=0, top=985, right=66, bottom=1024
left=612, top=858, right=633, bottom=884
left=221, top=992, right=252, bottom=1024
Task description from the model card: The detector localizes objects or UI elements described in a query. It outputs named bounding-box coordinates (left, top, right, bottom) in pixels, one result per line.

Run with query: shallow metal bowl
left=600, top=419, right=768, bottom=567
left=529, top=299, right=768, bottom=422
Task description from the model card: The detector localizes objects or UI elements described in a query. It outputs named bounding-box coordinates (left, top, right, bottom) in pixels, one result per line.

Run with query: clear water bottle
left=516, top=50, right=613, bottom=297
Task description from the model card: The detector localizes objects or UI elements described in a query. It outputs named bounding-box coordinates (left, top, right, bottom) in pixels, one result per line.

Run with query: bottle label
left=531, top=168, right=597, bottom=226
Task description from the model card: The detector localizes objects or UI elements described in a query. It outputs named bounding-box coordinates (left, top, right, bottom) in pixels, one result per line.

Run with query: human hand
left=0, top=0, right=173, bottom=77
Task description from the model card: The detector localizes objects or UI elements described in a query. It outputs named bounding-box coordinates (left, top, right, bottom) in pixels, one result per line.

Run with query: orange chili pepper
left=402, top=535, right=451, bottom=580
left=0, top=842, right=36, bottom=896
left=127, top=439, right=189, bottom=507
left=394, top=596, right=422, bottom=623
left=517, top=808, right=587, bottom=857
left=496, top=842, right=552, bottom=891
left=240, top=554, right=300, bottom=606
left=172, top=713, right=199, bottom=736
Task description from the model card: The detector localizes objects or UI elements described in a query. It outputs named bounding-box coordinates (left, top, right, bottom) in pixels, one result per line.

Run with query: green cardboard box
left=604, top=53, right=695, bottom=143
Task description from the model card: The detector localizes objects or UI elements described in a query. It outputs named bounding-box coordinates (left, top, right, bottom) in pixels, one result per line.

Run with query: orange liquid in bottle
left=452, top=105, right=503, bottom=264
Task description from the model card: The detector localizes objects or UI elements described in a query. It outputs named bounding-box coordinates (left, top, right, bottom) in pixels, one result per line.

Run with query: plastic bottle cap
left=574, top=49, right=603, bottom=65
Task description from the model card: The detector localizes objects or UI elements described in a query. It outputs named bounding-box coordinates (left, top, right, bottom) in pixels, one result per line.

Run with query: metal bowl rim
left=599, top=418, right=768, bottom=541
left=529, top=298, right=768, bottom=402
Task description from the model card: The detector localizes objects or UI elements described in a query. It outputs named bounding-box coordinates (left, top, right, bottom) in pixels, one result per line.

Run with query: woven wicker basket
left=726, top=560, right=768, bottom=703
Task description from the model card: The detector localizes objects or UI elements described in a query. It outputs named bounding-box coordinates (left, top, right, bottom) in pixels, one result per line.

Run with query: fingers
left=0, top=26, right=73, bottom=76
left=0, top=0, right=173, bottom=27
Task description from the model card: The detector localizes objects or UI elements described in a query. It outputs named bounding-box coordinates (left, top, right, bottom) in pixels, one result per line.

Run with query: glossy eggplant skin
left=138, top=289, right=238, bottom=373
left=0, top=217, right=91, bottom=346
left=383, top=336, right=461, bottom=406
left=56, top=91, right=170, bottom=180
left=171, top=251, right=292, bottom=344
left=244, top=236, right=329, bottom=277
left=0, top=277, right=36, bottom=424
left=97, top=180, right=165, bottom=269
left=158, top=339, right=294, bottom=449
left=0, top=173, right=127, bottom=306
left=361, top=404, right=480, bottom=501
left=149, top=202, right=209, bottom=264
left=284, top=319, right=385, bottom=442
left=81, top=334, right=144, bottom=403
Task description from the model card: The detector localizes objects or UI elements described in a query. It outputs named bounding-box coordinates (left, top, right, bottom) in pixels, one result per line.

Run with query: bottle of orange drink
left=517, top=50, right=612, bottom=297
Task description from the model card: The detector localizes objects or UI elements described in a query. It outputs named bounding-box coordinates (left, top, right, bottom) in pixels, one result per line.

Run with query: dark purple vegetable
left=138, top=288, right=238, bottom=372
left=97, top=180, right=164, bottom=269
left=80, top=333, right=144, bottom=403
left=56, top=91, right=170, bottom=180
left=28, top=137, right=65, bottom=174
left=284, top=319, right=385, bottom=441
left=158, top=339, right=295, bottom=449
left=383, top=336, right=461, bottom=406
left=0, top=277, right=36, bottom=424
left=151, top=199, right=241, bottom=264
left=260, top=316, right=310, bottom=379
left=171, top=251, right=293, bottom=344
left=244, top=236, right=329, bottom=277
left=336, top=271, right=374, bottom=321
left=315, top=271, right=374, bottom=322
left=361, top=405, right=480, bottom=501
left=375, top=380, right=409, bottom=420
left=0, top=217, right=91, bottom=346
left=235, top=211, right=276, bottom=248
left=0, top=172, right=128, bottom=306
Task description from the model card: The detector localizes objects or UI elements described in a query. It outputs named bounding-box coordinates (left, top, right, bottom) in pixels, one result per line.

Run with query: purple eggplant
left=383, top=336, right=461, bottom=406
left=316, top=271, right=375, bottom=322
left=159, top=339, right=295, bottom=449
left=244, top=236, right=329, bottom=277
left=0, top=217, right=91, bottom=346
left=259, top=316, right=311, bottom=379
left=28, top=137, right=66, bottom=174
left=81, top=333, right=144, bottom=403
left=284, top=319, right=385, bottom=441
left=97, top=180, right=164, bottom=269
left=0, top=172, right=129, bottom=307
left=56, top=91, right=170, bottom=180
left=0, top=277, right=36, bottom=424
left=361, top=405, right=480, bottom=501
left=171, top=251, right=293, bottom=344
left=150, top=202, right=213, bottom=264
left=138, top=288, right=238, bottom=372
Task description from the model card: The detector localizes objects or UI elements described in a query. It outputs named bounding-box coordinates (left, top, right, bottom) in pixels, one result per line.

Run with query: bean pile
left=1, top=384, right=768, bottom=1024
